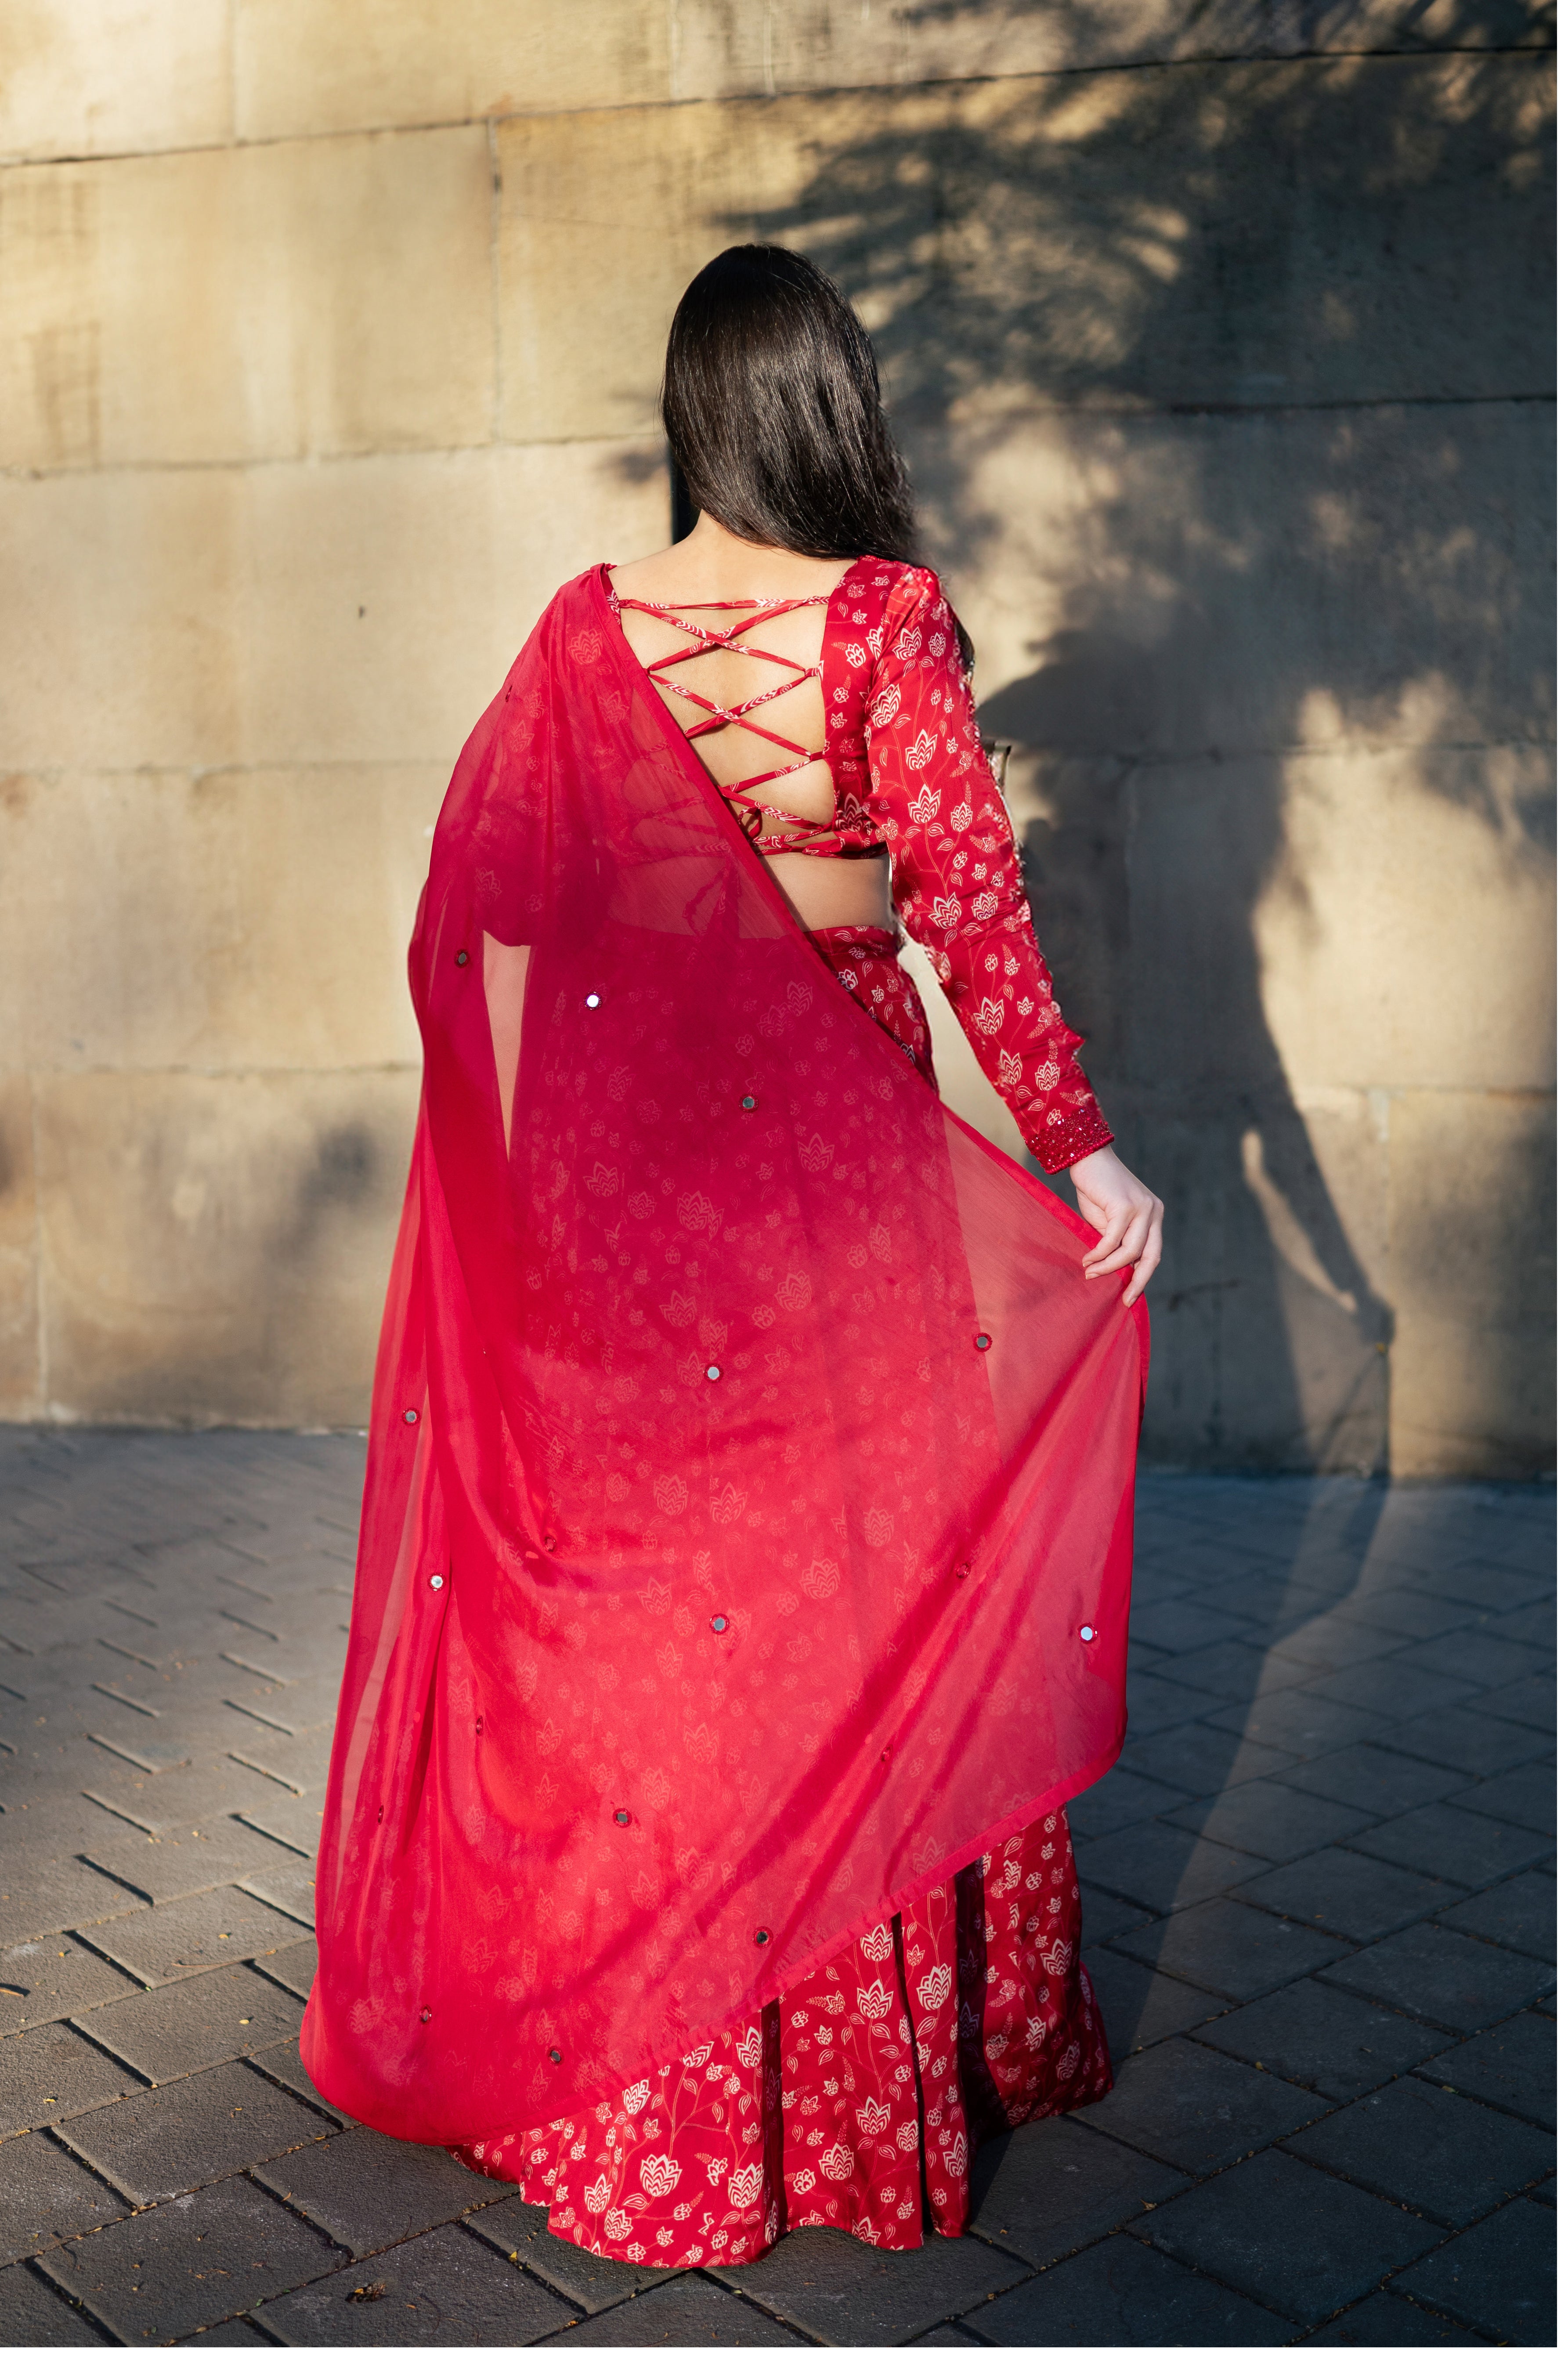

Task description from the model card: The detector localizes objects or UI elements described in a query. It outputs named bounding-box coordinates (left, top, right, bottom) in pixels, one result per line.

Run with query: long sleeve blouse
left=832, top=564, right=1113, bottom=1175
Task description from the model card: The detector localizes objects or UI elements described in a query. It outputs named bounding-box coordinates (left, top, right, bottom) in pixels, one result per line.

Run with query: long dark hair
left=662, top=245, right=918, bottom=567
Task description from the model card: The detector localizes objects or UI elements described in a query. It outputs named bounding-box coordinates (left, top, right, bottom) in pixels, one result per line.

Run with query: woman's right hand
left=1067, top=1146, right=1163, bottom=1307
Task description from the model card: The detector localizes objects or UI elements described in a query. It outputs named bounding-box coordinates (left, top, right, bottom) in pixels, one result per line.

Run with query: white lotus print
left=859, top=1924, right=893, bottom=1963
left=916, top=1963, right=953, bottom=2011
left=818, top=2143, right=855, bottom=2180
left=856, top=2098, right=892, bottom=2135
left=621, top=2080, right=650, bottom=2115
left=585, top=2174, right=612, bottom=2213
left=728, top=2162, right=764, bottom=2208
left=857, top=1977, right=894, bottom=2020
left=639, top=2153, right=680, bottom=2197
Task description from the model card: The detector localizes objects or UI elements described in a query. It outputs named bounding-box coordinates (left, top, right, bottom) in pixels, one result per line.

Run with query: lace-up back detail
left=609, top=584, right=859, bottom=856
left=607, top=553, right=1114, bottom=1170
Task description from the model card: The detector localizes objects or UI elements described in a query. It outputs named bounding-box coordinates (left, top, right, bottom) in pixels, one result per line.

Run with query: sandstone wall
left=0, top=2, right=1553, bottom=1473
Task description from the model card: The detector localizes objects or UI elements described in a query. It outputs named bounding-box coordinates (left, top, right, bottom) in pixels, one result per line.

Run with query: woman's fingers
left=1120, top=1207, right=1165, bottom=1305
left=1084, top=1199, right=1165, bottom=1289
left=1082, top=1205, right=1139, bottom=1274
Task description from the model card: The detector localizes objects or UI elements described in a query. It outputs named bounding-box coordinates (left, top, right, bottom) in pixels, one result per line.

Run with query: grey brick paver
left=1190, top=1976, right=1452, bottom=2101
left=0, top=2134, right=126, bottom=2265
left=76, top=1884, right=305, bottom=1987
left=1080, top=1947, right=1228, bottom=2059
left=0, top=2018, right=143, bottom=2136
left=965, top=2114, right=1189, bottom=2267
left=1402, top=1631, right=1548, bottom=1689
left=1205, top=1688, right=1391, bottom=1757
left=1077, top=2036, right=1328, bottom=2173
left=1238, top=1846, right=1465, bottom=1942
left=1303, top=1660, right=1483, bottom=1721
left=37, top=2175, right=340, bottom=2343
left=1322, top=1920, right=1556, bottom=2032
left=81, top=1959, right=305, bottom=2082
left=2, top=1442, right=1553, bottom=2347
left=967, top=2232, right=1294, bottom=2346
left=249, top=1933, right=319, bottom=2000
left=0, top=1858, right=146, bottom=1950
left=1073, top=1822, right=1264, bottom=1915
left=249, top=2035, right=357, bottom=2124
left=1064, top=1766, right=1186, bottom=1840
left=1391, top=2197, right=1557, bottom=2341
left=1337, top=1587, right=1490, bottom=1640
left=56, top=2057, right=332, bottom=2205
left=464, top=2200, right=671, bottom=2311
left=1111, top=1895, right=1350, bottom=2000
left=1077, top=1882, right=1153, bottom=1947
left=1378, top=1706, right=1553, bottom=1778
left=253, top=2123, right=514, bottom=2257
left=1299, top=2287, right=1488, bottom=2343
left=1279, top=1743, right=1472, bottom=1818
left=0, top=1934, right=139, bottom=2032
left=1127, top=2146, right=1442, bottom=2325
left=1163, top=1779, right=1376, bottom=1862
left=1348, top=1799, right=1554, bottom=1888
left=1284, top=2077, right=1556, bottom=2228
left=1450, top=1758, right=1556, bottom=1835
left=0, top=2258, right=116, bottom=2345
left=711, top=2221, right=1027, bottom=2344
left=1119, top=1724, right=1298, bottom=1793
left=1413, top=2008, right=1555, bottom=2129
left=79, top=1818, right=287, bottom=1907
left=1489, top=1598, right=1556, bottom=1649
left=1472, top=1672, right=1555, bottom=1731
left=256, top=2221, right=576, bottom=2346
left=559, top=2271, right=809, bottom=2342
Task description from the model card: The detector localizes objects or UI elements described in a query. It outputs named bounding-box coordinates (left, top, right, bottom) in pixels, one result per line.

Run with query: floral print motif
left=448, top=1810, right=1110, bottom=2267
left=810, top=924, right=936, bottom=1084
left=818, top=560, right=1115, bottom=1174
left=443, top=581, right=1116, bottom=2264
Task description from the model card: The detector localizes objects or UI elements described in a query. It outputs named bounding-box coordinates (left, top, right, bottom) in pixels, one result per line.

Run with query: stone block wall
left=0, top=2, right=1553, bottom=1473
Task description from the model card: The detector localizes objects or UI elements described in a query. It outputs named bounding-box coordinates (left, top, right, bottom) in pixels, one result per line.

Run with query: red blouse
left=610, top=556, right=1114, bottom=1175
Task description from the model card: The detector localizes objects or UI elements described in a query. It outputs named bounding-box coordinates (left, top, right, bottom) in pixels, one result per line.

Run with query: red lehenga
left=302, top=555, right=1147, bottom=2267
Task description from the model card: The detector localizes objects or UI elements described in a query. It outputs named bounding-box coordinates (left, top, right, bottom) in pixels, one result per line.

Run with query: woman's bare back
left=610, top=519, right=896, bottom=933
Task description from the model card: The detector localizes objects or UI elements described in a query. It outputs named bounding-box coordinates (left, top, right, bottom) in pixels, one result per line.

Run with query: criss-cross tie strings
left=614, top=593, right=838, bottom=851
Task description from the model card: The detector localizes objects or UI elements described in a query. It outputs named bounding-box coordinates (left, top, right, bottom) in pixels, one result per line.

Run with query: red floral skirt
left=448, top=930, right=1113, bottom=2265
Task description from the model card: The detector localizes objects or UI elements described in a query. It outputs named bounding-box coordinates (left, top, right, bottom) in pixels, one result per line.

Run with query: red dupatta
left=302, top=567, right=1148, bottom=2145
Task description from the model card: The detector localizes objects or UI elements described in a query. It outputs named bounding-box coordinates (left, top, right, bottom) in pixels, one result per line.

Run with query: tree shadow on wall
left=747, top=9, right=1553, bottom=1471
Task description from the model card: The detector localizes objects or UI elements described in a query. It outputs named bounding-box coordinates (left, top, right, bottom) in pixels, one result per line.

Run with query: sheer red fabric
left=302, top=564, right=1147, bottom=2151
left=445, top=1812, right=1110, bottom=2266
left=612, top=559, right=1115, bottom=1173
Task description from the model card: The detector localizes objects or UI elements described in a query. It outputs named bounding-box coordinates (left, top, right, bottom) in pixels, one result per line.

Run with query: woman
left=303, top=246, right=1160, bottom=2267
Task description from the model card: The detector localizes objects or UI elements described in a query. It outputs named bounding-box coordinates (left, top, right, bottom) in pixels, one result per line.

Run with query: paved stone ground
left=0, top=1432, right=1554, bottom=2349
